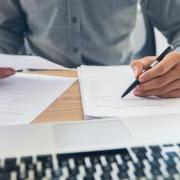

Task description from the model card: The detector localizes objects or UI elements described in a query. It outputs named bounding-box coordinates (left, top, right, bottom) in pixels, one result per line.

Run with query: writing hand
left=131, top=52, right=180, bottom=98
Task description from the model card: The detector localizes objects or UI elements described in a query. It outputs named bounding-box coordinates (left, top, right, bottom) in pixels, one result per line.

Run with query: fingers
left=0, top=68, right=15, bottom=79
left=131, top=52, right=180, bottom=98
left=136, top=64, right=180, bottom=91
left=158, top=89, right=180, bottom=98
left=134, top=79, right=180, bottom=97
left=139, top=52, right=180, bottom=82
left=130, top=56, right=155, bottom=78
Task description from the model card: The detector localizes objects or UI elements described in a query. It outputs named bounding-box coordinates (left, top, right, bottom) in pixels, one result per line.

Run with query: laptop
left=1, top=115, right=180, bottom=179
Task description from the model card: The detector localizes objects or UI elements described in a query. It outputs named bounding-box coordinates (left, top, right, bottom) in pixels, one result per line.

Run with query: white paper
left=0, top=73, right=76, bottom=126
left=78, top=65, right=180, bottom=119
left=0, top=54, right=70, bottom=70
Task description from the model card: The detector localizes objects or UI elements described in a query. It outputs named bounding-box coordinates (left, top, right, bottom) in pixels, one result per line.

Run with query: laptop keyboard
left=1, top=144, right=180, bottom=180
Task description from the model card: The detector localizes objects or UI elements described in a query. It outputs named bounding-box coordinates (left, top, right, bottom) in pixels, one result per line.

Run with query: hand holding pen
left=121, top=45, right=180, bottom=98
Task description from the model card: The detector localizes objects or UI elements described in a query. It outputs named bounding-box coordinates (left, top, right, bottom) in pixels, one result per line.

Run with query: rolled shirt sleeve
left=0, top=0, right=27, bottom=54
left=141, top=0, right=180, bottom=49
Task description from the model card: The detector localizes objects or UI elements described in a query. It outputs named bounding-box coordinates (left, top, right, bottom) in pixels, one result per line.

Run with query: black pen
left=16, top=68, right=63, bottom=72
left=121, top=45, right=173, bottom=98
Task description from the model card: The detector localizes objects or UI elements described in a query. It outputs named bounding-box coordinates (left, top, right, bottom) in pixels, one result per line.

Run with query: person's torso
left=21, top=0, right=137, bottom=67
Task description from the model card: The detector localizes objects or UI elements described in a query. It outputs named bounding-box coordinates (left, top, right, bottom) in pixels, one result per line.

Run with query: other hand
left=0, top=68, right=15, bottom=79
left=131, top=51, right=180, bottom=98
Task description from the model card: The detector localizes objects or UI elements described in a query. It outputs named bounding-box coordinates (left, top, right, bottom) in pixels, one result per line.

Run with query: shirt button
left=73, top=47, right=79, bottom=53
left=71, top=17, right=77, bottom=23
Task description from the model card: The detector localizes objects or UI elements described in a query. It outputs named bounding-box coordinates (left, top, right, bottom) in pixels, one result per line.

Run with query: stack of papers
left=78, top=65, right=180, bottom=119
left=0, top=54, right=69, bottom=70
left=0, top=73, right=76, bottom=126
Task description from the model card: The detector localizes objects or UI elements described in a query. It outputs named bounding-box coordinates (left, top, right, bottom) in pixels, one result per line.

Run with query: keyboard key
left=75, top=157, right=85, bottom=166
left=136, top=154, right=147, bottom=161
left=118, top=148, right=131, bottom=162
left=100, top=156, right=107, bottom=167
left=106, top=155, right=116, bottom=163
left=134, top=161, right=145, bottom=169
left=149, top=160, right=160, bottom=168
left=165, top=159, right=176, bottom=168
left=102, top=165, right=112, bottom=173
left=57, top=155, right=69, bottom=168
left=37, top=155, right=52, bottom=168
left=132, top=147, right=147, bottom=162
left=56, top=154, right=68, bottom=165
left=152, top=152, right=162, bottom=159
left=167, top=152, right=178, bottom=159
left=115, top=154, right=123, bottom=165
left=27, top=163, right=36, bottom=171
left=84, top=157, right=92, bottom=168
left=118, top=163, right=128, bottom=171
left=118, top=170, right=129, bottom=179
left=28, top=169, right=35, bottom=179
left=90, top=156, right=100, bottom=165
left=69, top=158, right=76, bottom=169
left=149, top=146, right=161, bottom=153
left=67, top=177, right=77, bottom=180
left=0, top=172, right=10, bottom=179
left=19, top=162, right=27, bottom=179
left=78, top=165, right=86, bottom=178
left=85, top=166, right=95, bottom=175
left=111, top=162, right=119, bottom=174
left=150, top=167, right=162, bottom=176
left=52, top=168, right=62, bottom=178
left=84, top=175, right=95, bottom=180
left=21, top=156, right=33, bottom=169
left=101, top=173, right=112, bottom=180
left=62, top=167, right=69, bottom=179
left=45, top=168, right=52, bottom=179
left=10, top=171, right=18, bottom=180
left=69, top=168, right=79, bottom=176
left=167, top=167, right=178, bottom=175
left=4, top=158, right=18, bottom=171
left=163, top=144, right=174, bottom=147
left=132, top=147, right=147, bottom=154
left=36, top=171, right=44, bottom=179
left=134, top=169, right=145, bottom=178
left=95, top=163, right=103, bottom=175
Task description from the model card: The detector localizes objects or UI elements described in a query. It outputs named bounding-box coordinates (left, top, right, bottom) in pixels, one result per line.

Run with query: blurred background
left=131, top=3, right=168, bottom=59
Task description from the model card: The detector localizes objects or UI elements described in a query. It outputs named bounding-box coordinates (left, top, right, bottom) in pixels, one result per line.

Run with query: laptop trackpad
left=53, top=119, right=134, bottom=152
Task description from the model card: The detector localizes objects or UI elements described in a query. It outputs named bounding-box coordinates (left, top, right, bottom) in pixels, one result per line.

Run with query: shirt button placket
left=71, top=16, right=77, bottom=24
left=69, top=0, right=82, bottom=65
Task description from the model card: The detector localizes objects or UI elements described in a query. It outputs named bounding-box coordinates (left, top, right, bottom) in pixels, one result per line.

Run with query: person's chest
left=20, top=0, right=137, bottom=29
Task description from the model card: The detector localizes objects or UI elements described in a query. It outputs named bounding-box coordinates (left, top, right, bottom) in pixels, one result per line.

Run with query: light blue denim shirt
left=0, top=0, right=180, bottom=67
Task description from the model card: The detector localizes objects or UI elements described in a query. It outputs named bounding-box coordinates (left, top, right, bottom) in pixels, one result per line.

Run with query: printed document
left=0, top=73, right=76, bottom=126
left=0, top=54, right=69, bottom=70
left=78, top=66, right=180, bottom=119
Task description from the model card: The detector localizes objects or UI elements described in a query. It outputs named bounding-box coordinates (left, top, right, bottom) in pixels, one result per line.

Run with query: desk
left=33, top=70, right=84, bottom=123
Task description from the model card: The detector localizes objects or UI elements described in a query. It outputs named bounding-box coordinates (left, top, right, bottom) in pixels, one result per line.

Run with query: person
left=0, top=0, right=180, bottom=98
